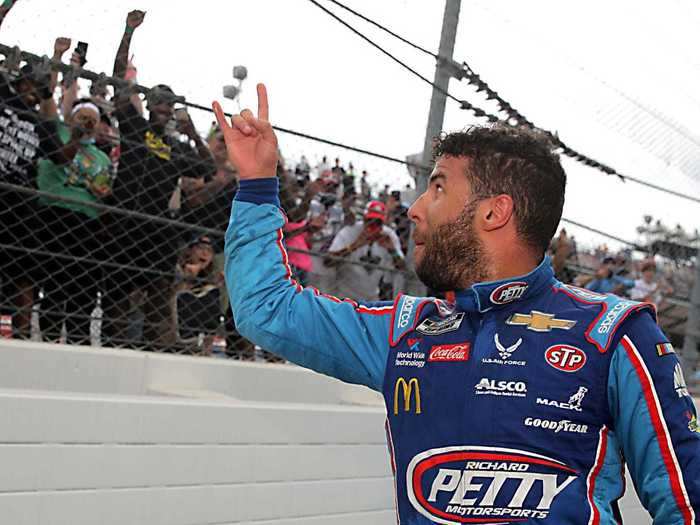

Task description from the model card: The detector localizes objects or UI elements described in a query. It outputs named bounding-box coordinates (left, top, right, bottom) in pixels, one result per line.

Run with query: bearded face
left=414, top=199, right=491, bottom=292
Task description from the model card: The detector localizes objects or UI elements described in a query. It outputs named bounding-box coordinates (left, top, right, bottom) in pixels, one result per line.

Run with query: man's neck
left=486, top=249, right=541, bottom=283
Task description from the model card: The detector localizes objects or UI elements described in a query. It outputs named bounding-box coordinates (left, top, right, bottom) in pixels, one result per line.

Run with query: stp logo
left=545, top=344, right=587, bottom=372
left=429, top=343, right=470, bottom=362
left=490, top=282, right=528, bottom=305
left=406, top=446, right=578, bottom=523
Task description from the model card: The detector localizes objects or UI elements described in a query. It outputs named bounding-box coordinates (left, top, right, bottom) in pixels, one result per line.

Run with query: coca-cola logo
left=406, top=446, right=578, bottom=523
left=428, top=343, right=470, bottom=362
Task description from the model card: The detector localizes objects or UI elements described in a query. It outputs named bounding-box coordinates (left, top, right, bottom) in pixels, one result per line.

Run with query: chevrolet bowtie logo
left=506, top=311, right=577, bottom=332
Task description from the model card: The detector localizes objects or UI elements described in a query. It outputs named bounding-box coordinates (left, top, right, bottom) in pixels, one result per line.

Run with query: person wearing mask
left=36, top=98, right=112, bottom=343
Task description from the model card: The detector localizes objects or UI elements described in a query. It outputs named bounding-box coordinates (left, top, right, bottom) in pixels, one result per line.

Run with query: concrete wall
left=0, top=340, right=393, bottom=525
left=0, top=339, right=691, bottom=524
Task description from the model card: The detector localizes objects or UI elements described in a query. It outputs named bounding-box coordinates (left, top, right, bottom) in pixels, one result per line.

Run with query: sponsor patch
left=687, top=412, right=699, bottom=433
left=394, top=377, right=421, bottom=415
left=545, top=344, right=587, bottom=373
left=656, top=342, right=675, bottom=357
left=674, top=363, right=690, bottom=398
left=597, top=300, right=635, bottom=335
left=506, top=311, right=577, bottom=332
left=495, top=334, right=523, bottom=360
left=428, top=343, right=470, bottom=362
left=490, top=281, right=528, bottom=305
left=397, top=296, right=418, bottom=329
left=395, top=339, right=426, bottom=369
left=406, top=446, right=578, bottom=523
left=475, top=377, right=527, bottom=398
left=536, top=386, right=588, bottom=412
left=524, top=417, right=588, bottom=434
left=416, top=312, right=465, bottom=336
left=482, top=333, right=526, bottom=367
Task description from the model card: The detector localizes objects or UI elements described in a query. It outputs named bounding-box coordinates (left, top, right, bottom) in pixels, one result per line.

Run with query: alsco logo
left=545, top=344, right=587, bottom=372
left=429, top=343, right=470, bottom=362
left=490, top=282, right=528, bottom=305
left=394, top=377, right=421, bottom=415
left=406, top=446, right=578, bottom=523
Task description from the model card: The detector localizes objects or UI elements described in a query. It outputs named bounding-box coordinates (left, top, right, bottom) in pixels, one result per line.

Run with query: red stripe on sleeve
left=620, top=336, right=694, bottom=525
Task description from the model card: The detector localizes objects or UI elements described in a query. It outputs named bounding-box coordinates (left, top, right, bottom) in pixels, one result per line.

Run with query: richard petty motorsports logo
left=406, top=446, right=578, bottom=523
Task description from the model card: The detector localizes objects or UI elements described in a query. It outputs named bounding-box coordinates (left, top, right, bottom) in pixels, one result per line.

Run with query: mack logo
left=674, top=363, right=690, bottom=398
left=545, top=344, right=587, bottom=373
left=406, top=446, right=578, bottom=523
left=524, top=417, right=588, bottom=434
left=475, top=378, right=527, bottom=397
left=537, top=386, right=588, bottom=412
left=416, top=313, right=465, bottom=336
left=397, top=296, right=417, bottom=329
left=429, top=343, right=470, bottom=362
left=394, top=377, right=421, bottom=415
left=598, top=301, right=633, bottom=334
left=490, top=281, right=528, bottom=305
left=507, top=311, right=577, bottom=332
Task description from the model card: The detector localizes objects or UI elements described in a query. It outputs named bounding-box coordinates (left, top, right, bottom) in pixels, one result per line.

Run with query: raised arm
left=39, top=37, right=71, bottom=119
left=213, top=86, right=393, bottom=390
left=113, top=10, right=144, bottom=79
left=0, top=0, right=18, bottom=31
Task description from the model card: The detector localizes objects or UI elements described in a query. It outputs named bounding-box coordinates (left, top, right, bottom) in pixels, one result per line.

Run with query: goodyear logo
left=394, top=377, right=421, bottom=415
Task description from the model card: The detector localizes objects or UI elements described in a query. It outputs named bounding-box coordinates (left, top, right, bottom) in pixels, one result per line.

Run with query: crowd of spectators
left=0, top=6, right=411, bottom=357
left=0, top=3, right=695, bottom=365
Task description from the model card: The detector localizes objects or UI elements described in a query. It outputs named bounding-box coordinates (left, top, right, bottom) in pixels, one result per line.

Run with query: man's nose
left=408, top=192, right=426, bottom=225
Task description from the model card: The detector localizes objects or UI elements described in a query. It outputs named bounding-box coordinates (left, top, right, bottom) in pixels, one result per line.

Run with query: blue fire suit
left=225, top=178, right=700, bottom=524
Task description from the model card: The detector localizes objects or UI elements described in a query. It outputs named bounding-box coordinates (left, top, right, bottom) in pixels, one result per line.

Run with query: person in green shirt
left=37, top=98, right=112, bottom=218
left=36, top=98, right=113, bottom=344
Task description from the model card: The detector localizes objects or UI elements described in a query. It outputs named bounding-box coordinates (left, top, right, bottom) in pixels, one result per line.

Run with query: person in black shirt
left=103, top=9, right=215, bottom=348
left=0, top=63, right=67, bottom=337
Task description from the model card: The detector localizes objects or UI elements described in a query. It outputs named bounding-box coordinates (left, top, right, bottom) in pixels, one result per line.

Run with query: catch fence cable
left=308, top=0, right=700, bottom=205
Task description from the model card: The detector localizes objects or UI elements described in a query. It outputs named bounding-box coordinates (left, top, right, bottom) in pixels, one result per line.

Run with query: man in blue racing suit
left=212, top=85, right=699, bottom=524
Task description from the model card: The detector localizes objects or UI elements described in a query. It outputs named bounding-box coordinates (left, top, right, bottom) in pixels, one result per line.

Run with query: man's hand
left=212, top=84, right=278, bottom=180
left=126, top=10, right=145, bottom=29
left=53, top=37, right=71, bottom=58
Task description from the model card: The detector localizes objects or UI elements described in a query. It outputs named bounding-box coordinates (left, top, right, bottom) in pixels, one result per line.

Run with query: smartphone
left=75, top=41, right=88, bottom=66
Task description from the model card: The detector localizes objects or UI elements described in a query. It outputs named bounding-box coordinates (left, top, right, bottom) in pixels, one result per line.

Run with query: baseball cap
left=147, top=84, right=175, bottom=105
left=364, top=200, right=386, bottom=222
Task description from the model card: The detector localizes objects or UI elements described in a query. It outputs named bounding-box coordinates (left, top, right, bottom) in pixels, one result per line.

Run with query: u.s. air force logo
left=416, top=313, right=465, bottom=336
left=406, top=446, right=578, bottom=523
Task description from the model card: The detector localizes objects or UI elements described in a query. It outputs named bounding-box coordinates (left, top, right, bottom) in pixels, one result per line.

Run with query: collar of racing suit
left=453, top=256, right=554, bottom=313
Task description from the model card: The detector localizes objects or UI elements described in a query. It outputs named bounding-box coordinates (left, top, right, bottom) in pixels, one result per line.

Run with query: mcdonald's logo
left=394, top=377, right=422, bottom=415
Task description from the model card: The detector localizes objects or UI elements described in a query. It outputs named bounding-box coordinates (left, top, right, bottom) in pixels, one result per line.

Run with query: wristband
left=125, top=25, right=134, bottom=35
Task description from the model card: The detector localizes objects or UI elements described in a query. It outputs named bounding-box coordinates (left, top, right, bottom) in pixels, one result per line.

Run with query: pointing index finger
left=257, top=83, right=269, bottom=121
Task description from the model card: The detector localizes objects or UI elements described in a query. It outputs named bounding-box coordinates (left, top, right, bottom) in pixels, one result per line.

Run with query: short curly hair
left=433, top=124, right=566, bottom=253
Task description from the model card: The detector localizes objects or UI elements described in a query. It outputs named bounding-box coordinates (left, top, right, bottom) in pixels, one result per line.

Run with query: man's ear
left=481, top=194, right=514, bottom=232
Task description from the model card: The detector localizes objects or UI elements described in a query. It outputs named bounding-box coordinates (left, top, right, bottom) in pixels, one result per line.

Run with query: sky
left=4, top=0, right=700, bottom=251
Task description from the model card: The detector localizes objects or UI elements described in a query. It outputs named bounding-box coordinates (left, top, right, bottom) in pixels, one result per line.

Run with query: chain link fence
left=0, top=44, right=696, bottom=376
left=0, top=43, right=417, bottom=360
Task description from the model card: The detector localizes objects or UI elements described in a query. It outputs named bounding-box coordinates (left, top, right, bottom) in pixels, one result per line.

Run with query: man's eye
left=435, top=183, right=444, bottom=192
